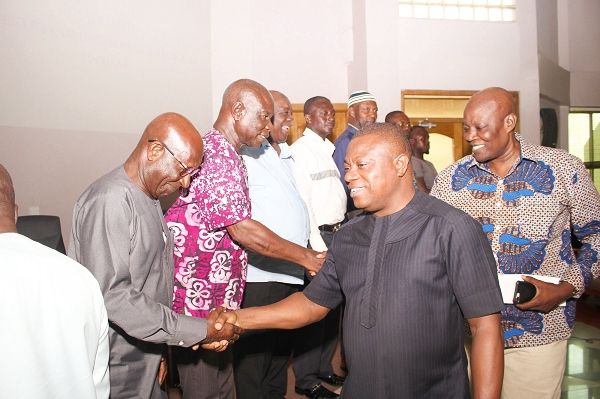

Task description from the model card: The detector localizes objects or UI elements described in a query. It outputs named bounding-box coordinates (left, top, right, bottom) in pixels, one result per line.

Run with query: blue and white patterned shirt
left=432, top=133, right=600, bottom=348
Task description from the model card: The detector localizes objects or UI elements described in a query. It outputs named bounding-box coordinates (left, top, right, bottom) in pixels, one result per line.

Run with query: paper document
left=497, top=274, right=567, bottom=306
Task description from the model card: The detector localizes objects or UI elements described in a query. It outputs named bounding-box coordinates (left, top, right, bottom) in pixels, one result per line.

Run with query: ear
left=147, top=141, right=163, bottom=162
left=394, top=154, right=410, bottom=177
left=347, top=105, right=356, bottom=120
left=14, top=204, right=18, bottom=224
left=504, top=112, right=517, bottom=131
left=304, top=113, right=312, bottom=125
left=232, top=101, right=246, bottom=121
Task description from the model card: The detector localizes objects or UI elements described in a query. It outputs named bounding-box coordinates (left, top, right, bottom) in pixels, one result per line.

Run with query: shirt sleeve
left=292, top=144, right=328, bottom=251
left=69, top=191, right=207, bottom=347
left=194, top=150, right=251, bottom=232
left=303, top=251, right=344, bottom=309
left=92, top=282, right=110, bottom=399
left=445, top=213, right=504, bottom=319
left=561, top=156, right=600, bottom=294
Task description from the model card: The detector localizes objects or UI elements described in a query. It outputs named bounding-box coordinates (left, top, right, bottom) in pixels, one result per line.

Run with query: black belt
left=318, top=223, right=342, bottom=233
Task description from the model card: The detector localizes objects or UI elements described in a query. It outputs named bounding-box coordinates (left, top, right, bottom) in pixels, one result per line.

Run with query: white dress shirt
left=291, top=128, right=347, bottom=251
left=0, top=232, right=110, bottom=399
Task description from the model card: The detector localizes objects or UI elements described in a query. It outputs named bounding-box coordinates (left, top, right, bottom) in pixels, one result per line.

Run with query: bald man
left=216, top=123, right=505, bottom=399
left=0, top=164, right=109, bottom=398
left=165, top=80, right=324, bottom=399
left=69, top=113, right=239, bottom=399
left=432, top=87, right=600, bottom=399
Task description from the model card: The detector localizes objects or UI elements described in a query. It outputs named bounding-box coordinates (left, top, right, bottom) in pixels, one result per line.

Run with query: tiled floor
left=561, top=295, right=600, bottom=399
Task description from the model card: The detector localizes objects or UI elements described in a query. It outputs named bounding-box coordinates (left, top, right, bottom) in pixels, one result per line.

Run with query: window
left=398, top=0, right=516, bottom=22
left=568, top=111, right=600, bottom=191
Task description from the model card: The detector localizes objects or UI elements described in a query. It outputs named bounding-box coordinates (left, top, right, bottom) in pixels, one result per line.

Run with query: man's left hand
left=516, top=276, right=574, bottom=313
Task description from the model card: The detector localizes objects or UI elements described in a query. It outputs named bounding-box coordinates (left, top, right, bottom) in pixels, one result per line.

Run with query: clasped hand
left=194, top=307, right=243, bottom=352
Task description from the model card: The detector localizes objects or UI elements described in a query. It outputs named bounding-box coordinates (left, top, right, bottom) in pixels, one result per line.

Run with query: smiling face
left=344, top=130, right=411, bottom=216
left=269, top=91, right=293, bottom=144
left=462, top=91, right=517, bottom=165
left=235, top=91, right=274, bottom=148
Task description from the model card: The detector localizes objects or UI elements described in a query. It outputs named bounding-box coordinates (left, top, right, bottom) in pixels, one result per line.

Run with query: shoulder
left=414, top=193, right=480, bottom=232
left=76, top=167, right=135, bottom=210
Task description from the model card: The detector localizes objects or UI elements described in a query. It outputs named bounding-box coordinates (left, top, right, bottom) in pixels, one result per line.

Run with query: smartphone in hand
left=513, top=280, right=537, bottom=304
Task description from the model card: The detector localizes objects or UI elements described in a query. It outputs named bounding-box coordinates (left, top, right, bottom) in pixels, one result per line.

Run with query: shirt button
left=495, top=202, right=502, bottom=208
left=178, top=341, right=185, bottom=346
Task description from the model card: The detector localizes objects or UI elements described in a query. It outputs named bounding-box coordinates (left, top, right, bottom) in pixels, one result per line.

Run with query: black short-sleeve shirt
left=304, top=191, right=503, bottom=399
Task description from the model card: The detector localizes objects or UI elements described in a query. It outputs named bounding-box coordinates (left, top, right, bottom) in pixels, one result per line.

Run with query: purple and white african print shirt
left=164, top=129, right=250, bottom=318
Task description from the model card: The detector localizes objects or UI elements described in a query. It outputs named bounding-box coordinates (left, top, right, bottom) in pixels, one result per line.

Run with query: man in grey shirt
left=69, top=113, right=240, bottom=399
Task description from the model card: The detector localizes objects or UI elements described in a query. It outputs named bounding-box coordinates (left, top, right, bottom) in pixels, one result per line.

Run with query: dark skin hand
left=194, top=307, right=243, bottom=352
left=227, top=219, right=325, bottom=277
left=516, top=276, right=574, bottom=313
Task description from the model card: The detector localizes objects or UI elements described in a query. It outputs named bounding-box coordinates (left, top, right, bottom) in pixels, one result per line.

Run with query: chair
left=16, top=215, right=66, bottom=254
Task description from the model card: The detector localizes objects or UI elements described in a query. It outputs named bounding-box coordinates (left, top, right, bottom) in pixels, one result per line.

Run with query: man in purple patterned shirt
left=165, top=79, right=325, bottom=399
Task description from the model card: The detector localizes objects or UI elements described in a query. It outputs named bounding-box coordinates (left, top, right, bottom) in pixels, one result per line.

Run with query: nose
left=180, top=174, right=192, bottom=189
left=344, top=165, right=357, bottom=184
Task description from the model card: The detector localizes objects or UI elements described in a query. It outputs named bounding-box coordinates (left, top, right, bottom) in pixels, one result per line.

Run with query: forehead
left=464, top=96, right=500, bottom=120
left=311, top=100, right=333, bottom=113
left=347, top=135, right=388, bottom=158
left=356, top=101, right=377, bottom=109
left=273, top=95, right=291, bottom=110
left=389, top=113, right=409, bottom=123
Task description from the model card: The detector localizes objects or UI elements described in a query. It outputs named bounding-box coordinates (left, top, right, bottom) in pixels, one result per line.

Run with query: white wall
left=364, top=0, right=540, bottom=143
left=209, top=0, right=353, bottom=113
left=0, top=0, right=212, bottom=239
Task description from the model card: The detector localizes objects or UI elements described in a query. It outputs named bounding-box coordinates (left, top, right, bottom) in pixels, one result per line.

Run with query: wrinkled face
left=306, top=99, right=335, bottom=138
left=147, top=141, right=203, bottom=199
left=236, top=93, right=274, bottom=148
left=350, top=101, right=378, bottom=129
left=463, top=98, right=513, bottom=164
left=270, top=94, right=293, bottom=144
left=344, top=135, right=403, bottom=216
left=412, top=129, right=430, bottom=154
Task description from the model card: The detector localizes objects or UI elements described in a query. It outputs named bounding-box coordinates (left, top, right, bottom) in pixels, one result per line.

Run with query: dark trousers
left=234, top=281, right=301, bottom=399
left=293, top=229, right=341, bottom=389
left=174, top=346, right=234, bottom=399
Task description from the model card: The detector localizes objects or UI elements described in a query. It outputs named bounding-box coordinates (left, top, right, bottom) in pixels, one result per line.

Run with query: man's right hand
left=302, top=249, right=326, bottom=277
left=197, top=307, right=242, bottom=352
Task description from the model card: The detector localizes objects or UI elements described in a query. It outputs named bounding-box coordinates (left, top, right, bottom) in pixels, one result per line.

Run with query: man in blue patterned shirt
left=431, top=87, right=600, bottom=399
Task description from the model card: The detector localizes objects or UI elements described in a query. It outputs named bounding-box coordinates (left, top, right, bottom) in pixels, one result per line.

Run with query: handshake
left=196, top=307, right=241, bottom=352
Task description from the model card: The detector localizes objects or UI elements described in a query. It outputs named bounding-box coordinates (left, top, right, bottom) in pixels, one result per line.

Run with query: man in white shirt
left=0, top=163, right=110, bottom=399
left=291, top=96, right=347, bottom=398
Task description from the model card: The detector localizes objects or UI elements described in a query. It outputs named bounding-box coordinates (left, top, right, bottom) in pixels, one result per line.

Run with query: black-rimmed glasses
left=148, top=139, right=199, bottom=178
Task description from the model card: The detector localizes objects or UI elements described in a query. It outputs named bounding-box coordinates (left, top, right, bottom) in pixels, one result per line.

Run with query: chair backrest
left=16, top=215, right=66, bottom=254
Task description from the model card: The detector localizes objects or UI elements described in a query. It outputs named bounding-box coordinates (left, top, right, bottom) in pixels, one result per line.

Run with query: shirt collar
left=467, top=132, right=536, bottom=173
left=278, top=142, right=293, bottom=159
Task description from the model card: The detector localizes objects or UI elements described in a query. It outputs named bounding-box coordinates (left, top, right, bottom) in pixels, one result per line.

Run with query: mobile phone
left=513, top=281, right=537, bottom=304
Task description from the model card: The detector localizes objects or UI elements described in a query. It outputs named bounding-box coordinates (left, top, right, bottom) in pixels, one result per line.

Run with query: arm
left=69, top=192, right=207, bottom=347
left=292, top=145, right=328, bottom=251
left=217, top=292, right=330, bottom=331
left=227, top=218, right=324, bottom=276
left=467, top=313, right=503, bottom=399
left=517, top=277, right=574, bottom=313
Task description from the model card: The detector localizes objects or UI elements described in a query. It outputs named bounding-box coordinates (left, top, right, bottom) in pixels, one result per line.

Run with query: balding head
left=0, top=163, right=17, bottom=233
left=385, top=111, right=411, bottom=136
left=409, top=126, right=430, bottom=156
left=463, top=87, right=519, bottom=169
left=215, top=79, right=274, bottom=151
left=344, top=123, right=415, bottom=216
left=125, top=112, right=203, bottom=199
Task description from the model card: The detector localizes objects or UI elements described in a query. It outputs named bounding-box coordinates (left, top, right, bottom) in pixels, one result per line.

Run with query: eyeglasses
left=148, top=139, right=199, bottom=178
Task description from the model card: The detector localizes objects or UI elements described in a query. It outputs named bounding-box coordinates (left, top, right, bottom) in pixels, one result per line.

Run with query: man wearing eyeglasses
left=69, top=113, right=241, bottom=399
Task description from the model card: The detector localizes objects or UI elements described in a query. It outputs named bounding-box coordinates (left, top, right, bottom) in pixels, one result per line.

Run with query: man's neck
left=488, top=138, right=521, bottom=178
